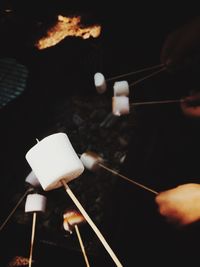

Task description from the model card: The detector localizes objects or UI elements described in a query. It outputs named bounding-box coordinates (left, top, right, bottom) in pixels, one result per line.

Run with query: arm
left=155, top=183, right=200, bottom=226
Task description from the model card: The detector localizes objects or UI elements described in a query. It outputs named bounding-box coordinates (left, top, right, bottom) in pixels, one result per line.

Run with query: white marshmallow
left=112, top=96, right=130, bottom=116
left=63, top=220, right=72, bottom=233
left=25, top=171, right=40, bottom=188
left=25, top=193, right=47, bottom=213
left=80, top=151, right=103, bottom=172
left=113, top=81, right=129, bottom=96
left=25, top=133, right=84, bottom=191
left=94, top=72, right=107, bottom=94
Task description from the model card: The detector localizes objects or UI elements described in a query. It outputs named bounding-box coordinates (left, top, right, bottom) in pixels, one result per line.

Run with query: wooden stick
left=0, top=187, right=33, bottom=231
left=61, top=180, right=123, bottom=267
left=106, top=63, right=165, bottom=82
left=28, top=212, right=37, bottom=267
left=129, top=66, right=166, bottom=88
left=74, top=224, right=91, bottom=267
left=130, top=99, right=181, bottom=107
left=98, top=163, right=158, bottom=195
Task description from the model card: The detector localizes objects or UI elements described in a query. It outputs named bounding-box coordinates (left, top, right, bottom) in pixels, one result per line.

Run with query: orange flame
left=35, top=15, right=101, bottom=50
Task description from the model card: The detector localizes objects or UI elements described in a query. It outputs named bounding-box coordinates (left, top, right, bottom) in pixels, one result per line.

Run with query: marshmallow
left=63, top=210, right=85, bottom=233
left=25, top=171, right=40, bottom=188
left=25, top=133, right=84, bottom=191
left=80, top=151, right=103, bottom=172
left=113, top=81, right=129, bottom=96
left=94, top=72, right=107, bottom=94
left=25, top=193, right=47, bottom=213
left=63, top=219, right=72, bottom=233
left=112, top=96, right=130, bottom=116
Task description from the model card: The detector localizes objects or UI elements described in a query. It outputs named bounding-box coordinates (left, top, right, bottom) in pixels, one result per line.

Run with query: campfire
left=35, top=15, right=101, bottom=50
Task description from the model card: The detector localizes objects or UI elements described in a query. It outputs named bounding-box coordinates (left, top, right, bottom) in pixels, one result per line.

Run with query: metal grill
left=0, top=57, right=28, bottom=108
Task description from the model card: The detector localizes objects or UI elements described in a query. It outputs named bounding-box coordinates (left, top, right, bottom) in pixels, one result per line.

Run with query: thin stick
left=106, top=63, right=165, bottom=82
left=98, top=163, right=158, bottom=195
left=129, top=66, right=166, bottom=88
left=130, top=99, right=181, bottom=107
left=0, top=187, right=33, bottom=231
left=61, top=180, right=123, bottom=267
left=74, top=224, right=91, bottom=267
left=28, top=212, right=37, bottom=267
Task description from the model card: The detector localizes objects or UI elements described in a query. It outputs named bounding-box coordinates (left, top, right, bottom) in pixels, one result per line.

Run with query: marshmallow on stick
left=63, top=210, right=85, bottom=233
left=25, top=132, right=123, bottom=267
left=0, top=171, right=39, bottom=232
left=80, top=151, right=103, bottom=172
left=25, top=193, right=47, bottom=267
left=112, top=96, right=130, bottom=116
left=63, top=210, right=90, bottom=267
left=94, top=72, right=107, bottom=94
left=25, top=133, right=84, bottom=191
left=80, top=151, right=158, bottom=195
left=25, top=171, right=41, bottom=188
left=113, top=81, right=129, bottom=96
left=25, top=193, right=47, bottom=213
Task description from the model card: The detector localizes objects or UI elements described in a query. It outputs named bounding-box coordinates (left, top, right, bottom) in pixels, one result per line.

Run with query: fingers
left=181, top=93, right=200, bottom=118
left=155, top=184, right=200, bottom=226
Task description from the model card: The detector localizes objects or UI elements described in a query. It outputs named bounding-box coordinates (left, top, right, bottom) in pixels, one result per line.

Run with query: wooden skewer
left=130, top=99, right=181, bottom=107
left=77, top=153, right=157, bottom=195
left=106, top=63, right=165, bottom=82
left=0, top=187, right=33, bottom=232
left=61, top=180, right=123, bottom=267
left=98, top=163, right=158, bottom=195
left=129, top=66, right=166, bottom=88
left=28, top=212, right=37, bottom=267
left=74, top=224, right=91, bottom=267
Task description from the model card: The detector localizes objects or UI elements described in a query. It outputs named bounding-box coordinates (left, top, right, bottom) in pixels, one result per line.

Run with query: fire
left=35, top=15, right=101, bottom=50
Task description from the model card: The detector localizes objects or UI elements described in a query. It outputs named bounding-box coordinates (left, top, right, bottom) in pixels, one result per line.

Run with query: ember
left=8, top=256, right=31, bottom=267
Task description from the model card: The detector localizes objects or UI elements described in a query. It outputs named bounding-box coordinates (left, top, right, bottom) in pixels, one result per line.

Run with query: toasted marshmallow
left=63, top=210, right=85, bottom=233
left=113, top=81, right=129, bottom=96
left=25, top=193, right=47, bottom=213
left=25, top=133, right=84, bottom=191
left=94, top=72, right=107, bottom=94
left=112, top=96, right=130, bottom=116
left=80, top=151, right=103, bottom=172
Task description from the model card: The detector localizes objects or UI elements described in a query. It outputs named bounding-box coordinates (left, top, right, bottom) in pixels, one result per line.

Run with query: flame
left=36, top=15, right=101, bottom=50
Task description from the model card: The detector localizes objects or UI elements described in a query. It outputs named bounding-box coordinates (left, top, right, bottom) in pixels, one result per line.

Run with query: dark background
left=0, top=1, right=199, bottom=266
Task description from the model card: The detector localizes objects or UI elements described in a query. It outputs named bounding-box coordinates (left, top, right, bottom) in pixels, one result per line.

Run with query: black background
left=0, top=1, right=199, bottom=266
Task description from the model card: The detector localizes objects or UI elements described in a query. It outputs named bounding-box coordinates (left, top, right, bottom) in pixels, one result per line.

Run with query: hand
left=155, top=183, right=200, bottom=226
left=180, top=92, right=200, bottom=118
left=160, top=16, right=200, bottom=70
